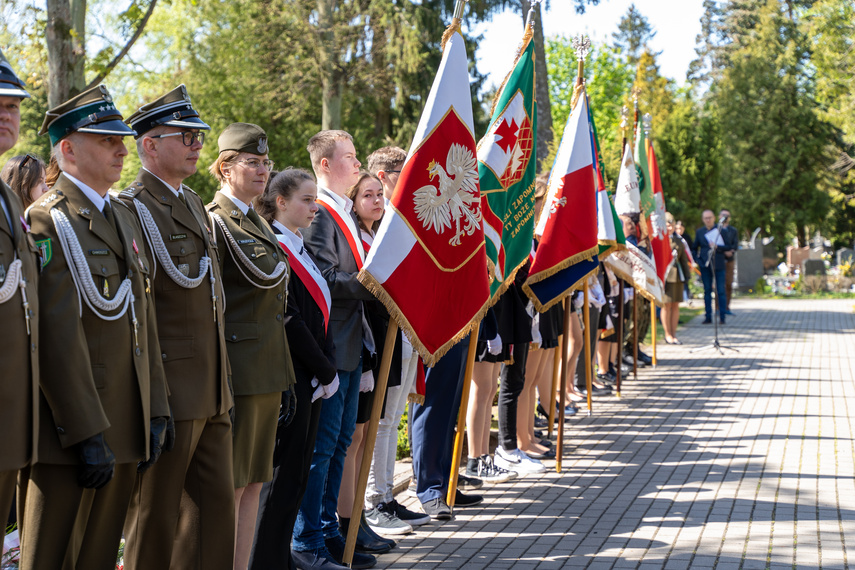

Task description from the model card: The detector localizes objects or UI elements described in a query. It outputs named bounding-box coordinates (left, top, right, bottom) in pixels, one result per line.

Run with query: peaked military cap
left=125, top=84, right=210, bottom=138
left=39, top=84, right=136, bottom=146
left=0, top=49, right=30, bottom=99
left=217, top=123, right=268, bottom=155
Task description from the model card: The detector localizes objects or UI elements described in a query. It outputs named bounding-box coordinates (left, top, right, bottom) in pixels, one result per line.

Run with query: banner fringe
left=358, top=270, right=490, bottom=367
left=441, top=18, right=462, bottom=53
left=522, top=264, right=599, bottom=313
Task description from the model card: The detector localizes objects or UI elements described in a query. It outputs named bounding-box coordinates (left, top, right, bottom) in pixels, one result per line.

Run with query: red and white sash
left=361, top=230, right=373, bottom=255
left=316, top=191, right=365, bottom=270
left=276, top=235, right=332, bottom=332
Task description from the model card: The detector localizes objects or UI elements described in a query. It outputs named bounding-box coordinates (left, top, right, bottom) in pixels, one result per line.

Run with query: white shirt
left=218, top=187, right=251, bottom=215
left=271, top=220, right=324, bottom=278
left=64, top=173, right=107, bottom=213
left=318, top=186, right=353, bottom=214
left=143, top=167, right=185, bottom=200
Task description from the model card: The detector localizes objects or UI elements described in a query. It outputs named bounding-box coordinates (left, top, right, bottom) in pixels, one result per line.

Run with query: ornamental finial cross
left=572, top=35, right=591, bottom=62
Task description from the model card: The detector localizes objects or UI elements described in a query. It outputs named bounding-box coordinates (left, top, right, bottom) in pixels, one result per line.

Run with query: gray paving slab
left=373, top=298, right=855, bottom=569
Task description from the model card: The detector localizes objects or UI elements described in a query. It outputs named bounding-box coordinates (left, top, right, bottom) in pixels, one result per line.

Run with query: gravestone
left=735, top=247, right=764, bottom=289
left=802, top=259, right=826, bottom=276
left=837, top=248, right=854, bottom=267
left=787, top=246, right=810, bottom=270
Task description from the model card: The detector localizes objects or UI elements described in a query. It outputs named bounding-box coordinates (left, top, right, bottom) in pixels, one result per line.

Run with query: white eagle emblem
left=413, top=143, right=481, bottom=246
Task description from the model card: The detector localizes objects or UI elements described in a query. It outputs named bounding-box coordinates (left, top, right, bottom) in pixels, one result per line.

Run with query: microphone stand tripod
left=691, top=219, right=738, bottom=355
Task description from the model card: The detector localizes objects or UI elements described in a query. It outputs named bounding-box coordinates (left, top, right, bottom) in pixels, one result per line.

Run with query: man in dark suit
left=719, top=209, right=738, bottom=315
left=694, top=209, right=730, bottom=325
left=23, top=84, right=171, bottom=570
left=0, top=49, right=39, bottom=533
left=119, top=85, right=235, bottom=570
left=294, top=130, right=377, bottom=570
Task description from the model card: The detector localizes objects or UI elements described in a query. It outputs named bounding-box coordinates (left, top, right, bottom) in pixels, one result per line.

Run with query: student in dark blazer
left=250, top=169, right=339, bottom=570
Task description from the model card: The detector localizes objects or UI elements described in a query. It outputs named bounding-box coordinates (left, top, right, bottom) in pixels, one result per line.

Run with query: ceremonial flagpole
left=642, top=113, right=657, bottom=368
left=583, top=281, right=593, bottom=415
left=447, top=322, right=480, bottom=507
left=615, top=105, right=630, bottom=397
left=344, top=319, right=399, bottom=566
left=548, top=336, right=560, bottom=438
left=631, top=88, right=641, bottom=381
left=556, top=299, right=570, bottom=473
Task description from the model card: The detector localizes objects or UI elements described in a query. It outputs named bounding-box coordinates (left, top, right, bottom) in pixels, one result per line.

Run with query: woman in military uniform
left=205, top=123, right=297, bottom=570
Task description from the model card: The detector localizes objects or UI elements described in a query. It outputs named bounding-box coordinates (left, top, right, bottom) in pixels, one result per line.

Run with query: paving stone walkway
left=379, top=298, right=855, bottom=569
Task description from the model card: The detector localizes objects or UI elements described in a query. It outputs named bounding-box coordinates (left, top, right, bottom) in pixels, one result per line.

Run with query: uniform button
left=180, top=247, right=186, bottom=254
left=101, top=267, right=107, bottom=274
left=251, top=253, right=256, bottom=258
left=272, top=252, right=278, bottom=259
left=31, top=343, right=36, bottom=352
left=135, top=348, right=142, bottom=356
left=28, top=309, right=34, bottom=317
left=162, top=353, right=167, bottom=360
left=276, top=314, right=282, bottom=321
left=231, top=334, right=237, bottom=340
left=277, top=293, right=283, bottom=301
left=56, top=426, right=65, bottom=435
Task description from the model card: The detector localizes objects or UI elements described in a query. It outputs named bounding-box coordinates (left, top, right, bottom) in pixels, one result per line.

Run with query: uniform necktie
left=246, top=207, right=262, bottom=228
left=178, top=191, right=187, bottom=206
left=103, top=200, right=118, bottom=233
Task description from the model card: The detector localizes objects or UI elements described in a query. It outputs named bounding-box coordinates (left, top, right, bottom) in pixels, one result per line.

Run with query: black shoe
left=637, top=350, right=653, bottom=365
left=596, top=373, right=614, bottom=386
left=292, top=547, right=351, bottom=570
left=454, top=489, right=483, bottom=507
left=534, top=429, right=544, bottom=439
left=702, top=318, right=712, bottom=324
left=340, top=515, right=395, bottom=553
left=421, top=497, right=452, bottom=520
left=324, top=534, right=377, bottom=569
left=720, top=318, right=726, bottom=325
left=622, top=354, right=646, bottom=367
left=525, top=448, right=555, bottom=460
left=457, top=473, right=483, bottom=490
left=534, top=415, right=547, bottom=428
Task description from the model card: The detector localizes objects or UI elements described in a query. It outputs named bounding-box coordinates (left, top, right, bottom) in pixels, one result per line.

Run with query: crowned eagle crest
left=413, top=143, right=481, bottom=246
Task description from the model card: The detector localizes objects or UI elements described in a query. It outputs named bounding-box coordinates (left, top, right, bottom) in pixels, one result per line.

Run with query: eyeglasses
left=236, top=158, right=275, bottom=171
left=149, top=131, right=205, bottom=147
left=386, top=169, right=401, bottom=174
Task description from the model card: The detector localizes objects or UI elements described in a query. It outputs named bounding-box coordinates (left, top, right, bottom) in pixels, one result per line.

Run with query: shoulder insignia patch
left=36, top=239, right=52, bottom=268
left=39, top=193, right=60, bottom=208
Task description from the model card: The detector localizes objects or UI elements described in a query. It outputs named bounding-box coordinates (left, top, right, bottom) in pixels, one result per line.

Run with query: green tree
left=715, top=0, right=834, bottom=246
left=612, top=3, right=656, bottom=69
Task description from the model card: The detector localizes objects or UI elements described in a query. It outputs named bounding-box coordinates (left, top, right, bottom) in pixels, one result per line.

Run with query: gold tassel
left=408, top=393, right=425, bottom=406
left=440, top=18, right=462, bottom=53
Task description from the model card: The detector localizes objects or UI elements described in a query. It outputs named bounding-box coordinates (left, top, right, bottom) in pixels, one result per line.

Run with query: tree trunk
left=317, top=0, right=342, bottom=130
left=520, top=1, right=553, bottom=174
left=322, top=73, right=343, bottom=130
left=371, top=22, right=391, bottom=139
left=796, top=223, right=807, bottom=248
left=46, top=0, right=86, bottom=108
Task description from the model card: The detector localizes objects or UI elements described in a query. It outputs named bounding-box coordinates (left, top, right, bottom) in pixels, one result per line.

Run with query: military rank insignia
left=35, top=238, right=52, bottom=268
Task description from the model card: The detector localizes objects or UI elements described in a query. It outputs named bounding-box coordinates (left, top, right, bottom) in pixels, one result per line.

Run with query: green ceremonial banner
left=476, top=28, right=537, bottom=299
left=634, top=124, right=653, bottom=217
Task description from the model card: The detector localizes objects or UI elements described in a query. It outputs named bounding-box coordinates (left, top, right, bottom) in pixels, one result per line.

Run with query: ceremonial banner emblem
left=359, top=30, right=489, bottom=366
left=477, top=27, right=537, bottom=298
left=523, top=89, right=599, bottom=312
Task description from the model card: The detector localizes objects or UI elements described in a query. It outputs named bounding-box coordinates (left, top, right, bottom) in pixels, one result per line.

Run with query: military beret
left=125, top=84, right=210, bottom=137
left=217, top=123, right=268, bottom=155
left=39, top=84, right=136, bottom=146
left=0, top=49, right=30, bottom=99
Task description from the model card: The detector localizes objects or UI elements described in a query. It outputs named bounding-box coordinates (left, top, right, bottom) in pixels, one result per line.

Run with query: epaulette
left=33, top=189, right=64, bottom=211
left=180, top=184, right=201, bottom=199
left=118, top=182, right=144, bottom=199
left=109, top=196, right=134, bottom=214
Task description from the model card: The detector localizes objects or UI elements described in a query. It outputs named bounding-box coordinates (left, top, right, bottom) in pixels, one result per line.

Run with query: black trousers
left=498, top=340, right=529, bottom=451
left=250, top=376, right=323, bottom=570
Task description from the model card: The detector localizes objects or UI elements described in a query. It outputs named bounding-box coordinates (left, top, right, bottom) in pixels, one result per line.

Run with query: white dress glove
left=359, top=370, right=375, bottom=393
left=310, top=377, right=324, bottom=403
left=313, top=374, right=339, bottom=401
left=487, top=333, right=503, bottom=355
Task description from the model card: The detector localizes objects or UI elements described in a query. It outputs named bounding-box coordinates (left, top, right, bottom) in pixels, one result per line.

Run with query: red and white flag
left=646, top=143, right=673, bottom=283
left=358, top=29, right=489, bottom=366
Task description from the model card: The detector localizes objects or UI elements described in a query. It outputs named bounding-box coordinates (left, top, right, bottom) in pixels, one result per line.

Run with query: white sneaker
left=494, top=446, right=546, bottom=474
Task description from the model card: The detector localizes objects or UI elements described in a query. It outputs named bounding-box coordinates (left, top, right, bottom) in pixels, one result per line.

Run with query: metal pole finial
left=642, top=113, right=652, bottom=135
left=453, top=0, right=467, bottom=20
left=572, top=34, right=591, bottom=62
left=525, top=0, right=543, bottom=29
left=620, top=105, right=630, bottom=130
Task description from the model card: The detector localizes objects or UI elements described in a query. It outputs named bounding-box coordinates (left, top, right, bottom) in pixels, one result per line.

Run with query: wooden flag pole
left=447, top=322, right=480, bottom=507
left=548, top=338, right=561, bottom=439
left=615, top=278, right=624, bottom=397
left=651, top=298, right=657, bottom=367
left=632, top=291, right=638, bottom=380
left=556, top=298, right=571, bottom=473
left=344, top=318, right=400, bottom=567
left=583, top=281, right=593, bottom=416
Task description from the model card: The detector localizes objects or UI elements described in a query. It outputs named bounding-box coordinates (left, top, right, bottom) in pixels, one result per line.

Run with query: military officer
left=0, top=49, right=39, bottom=532
left=21, top=85, right=171, bottom=570
left=205, top=123, right=297, bottom=569
left=118, top=85, right=235, bottom=569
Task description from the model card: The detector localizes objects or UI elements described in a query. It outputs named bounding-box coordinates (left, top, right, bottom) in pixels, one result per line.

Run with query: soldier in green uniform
left=119, top=85, right=235, bottom=569
left=21, top=85, right=171, bottom=570
left=0, top=49, right=39, bottom=534
left=205, top=123, right=297, bottom=569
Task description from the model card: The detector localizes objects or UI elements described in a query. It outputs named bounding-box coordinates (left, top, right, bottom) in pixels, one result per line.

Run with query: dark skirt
left=538, top=301, right=565, bottom=348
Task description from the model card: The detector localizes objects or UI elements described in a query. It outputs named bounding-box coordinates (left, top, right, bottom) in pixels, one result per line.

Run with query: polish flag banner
left=523, top=91, right=599, bottom=312
left=646, top=143, right=673, bottom=283
left=358, top=29, right=489, bottom=366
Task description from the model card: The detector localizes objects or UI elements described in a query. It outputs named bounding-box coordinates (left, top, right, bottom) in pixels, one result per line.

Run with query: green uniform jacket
left=119, top=170, right=233, bottom=422
left=0, top=181, right=39, bottom=471
left=206, top=191, right=295, bottom=396
left=27, top=174, right=170, bottom=465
